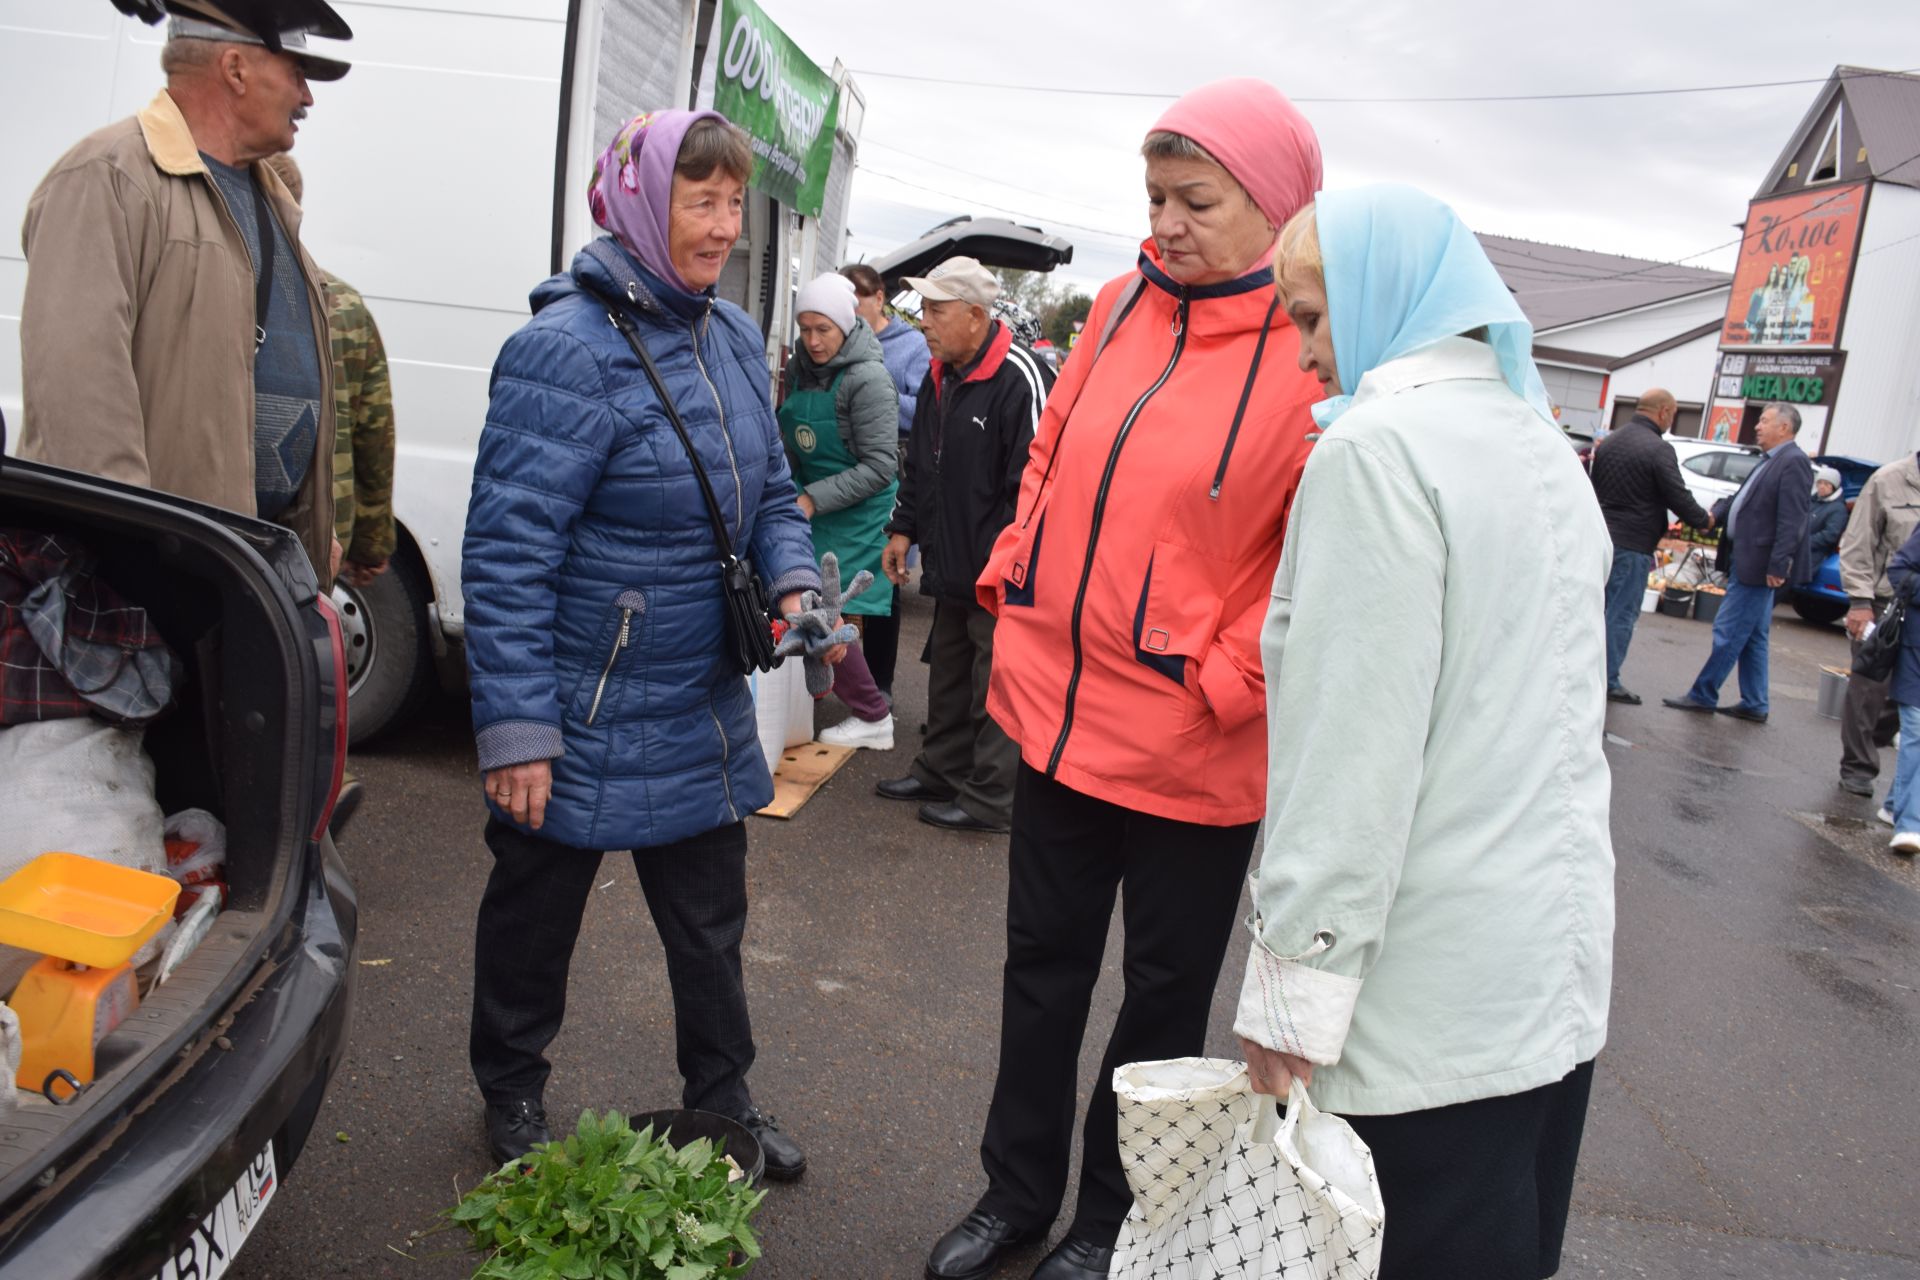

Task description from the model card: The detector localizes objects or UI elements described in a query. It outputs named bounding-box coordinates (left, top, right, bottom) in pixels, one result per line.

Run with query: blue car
left=1788, top=454, right=1879, bottom=625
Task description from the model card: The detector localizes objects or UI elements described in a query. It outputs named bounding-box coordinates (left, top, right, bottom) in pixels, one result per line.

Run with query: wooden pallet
left=756, top=741, right=857, bottom=818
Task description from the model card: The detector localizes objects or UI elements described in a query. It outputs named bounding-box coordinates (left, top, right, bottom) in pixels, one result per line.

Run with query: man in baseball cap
left=901, top=255, right=1002, bottom=311
left=16, top=0, right=354, bottom=585
left=875, top=256, right=1055, bottom=833
left=164, top=0, right=353, bottom=81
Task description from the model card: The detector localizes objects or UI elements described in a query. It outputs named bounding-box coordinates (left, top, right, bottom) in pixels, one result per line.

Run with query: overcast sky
left=774, top=0, right=1916, bottom=296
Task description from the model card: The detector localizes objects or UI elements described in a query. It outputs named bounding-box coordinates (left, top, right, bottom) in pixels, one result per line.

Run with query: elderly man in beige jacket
left=17, top=2, right=351, bottom=582
left=1837, top=452, right=1920, bottom=796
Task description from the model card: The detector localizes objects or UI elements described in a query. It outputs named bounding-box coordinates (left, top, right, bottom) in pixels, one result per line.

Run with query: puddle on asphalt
left=1788, top=947, right=1914, bottom=1039
left=1790, top=810, right=1920, bottom=888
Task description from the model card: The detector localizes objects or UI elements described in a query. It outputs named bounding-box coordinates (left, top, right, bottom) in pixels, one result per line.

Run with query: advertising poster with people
left=1720, top=182, right=1865, bottom=347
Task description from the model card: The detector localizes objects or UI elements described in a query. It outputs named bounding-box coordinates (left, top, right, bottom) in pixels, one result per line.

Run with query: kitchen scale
left=0, top=852, right=180, bottom=1094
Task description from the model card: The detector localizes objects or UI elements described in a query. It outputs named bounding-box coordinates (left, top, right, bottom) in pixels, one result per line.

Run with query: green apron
left=778, top=372, right=897, bottom=616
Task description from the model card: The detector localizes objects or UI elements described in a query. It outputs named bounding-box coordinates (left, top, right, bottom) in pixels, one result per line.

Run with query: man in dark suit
left=1664, top=403, right=1814, bottom=723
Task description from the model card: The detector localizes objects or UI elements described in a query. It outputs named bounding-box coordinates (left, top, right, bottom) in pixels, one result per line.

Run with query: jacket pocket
left=1004, top=513, right=1047, bottom=608
left=567, top=589, right=647, bottom=725
left=1133, top=541, right=1226, bottom=693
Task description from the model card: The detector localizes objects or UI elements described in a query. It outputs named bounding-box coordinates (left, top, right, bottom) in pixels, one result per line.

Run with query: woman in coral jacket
left=924, top=79, right=1326, bottom=1280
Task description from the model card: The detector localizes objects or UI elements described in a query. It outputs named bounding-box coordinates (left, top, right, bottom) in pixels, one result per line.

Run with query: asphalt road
left=235, top=592, right=1920, bottom=1280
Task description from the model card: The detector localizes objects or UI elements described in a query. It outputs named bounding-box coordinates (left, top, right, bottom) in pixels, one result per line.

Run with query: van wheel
left=332, top=553, right=434, bottom=746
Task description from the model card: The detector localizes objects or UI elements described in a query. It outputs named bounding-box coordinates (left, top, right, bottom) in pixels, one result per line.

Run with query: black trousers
left=910, top=599, right=1018, bottom=824
left=1347, top=1059, right=1596, bottom=1280
left=469, top=816, right=755, bottom=1115
left=863, top=601, right=900, bottom=697
left=978, top=764, right=1258, bottom=1245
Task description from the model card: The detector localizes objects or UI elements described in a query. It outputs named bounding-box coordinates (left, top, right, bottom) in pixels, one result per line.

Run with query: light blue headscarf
left=1310, top=183, right=1555, bottom=430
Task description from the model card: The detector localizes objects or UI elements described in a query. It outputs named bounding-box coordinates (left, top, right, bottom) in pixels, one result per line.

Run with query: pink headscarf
left=588, top=108, right=728, bottom=296
left=1150, top=79, right=1323, bottom=231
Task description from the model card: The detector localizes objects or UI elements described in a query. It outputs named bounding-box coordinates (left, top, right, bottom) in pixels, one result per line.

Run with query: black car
left=0, top=438, right=357, bottom=1278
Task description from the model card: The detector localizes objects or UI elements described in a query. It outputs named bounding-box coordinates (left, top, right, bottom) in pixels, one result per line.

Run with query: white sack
left=750, top=660, right=816, bottom=775
left=0, top=1004, right=18, bottom=1118
left=0, top=720, right=169, bottom=993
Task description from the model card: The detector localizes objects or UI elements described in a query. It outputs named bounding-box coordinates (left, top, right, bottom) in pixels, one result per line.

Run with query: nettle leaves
left=449, top=1110, right=766, bottom=1280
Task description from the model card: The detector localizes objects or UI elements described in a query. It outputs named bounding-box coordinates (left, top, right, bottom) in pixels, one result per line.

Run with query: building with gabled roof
left=1703, top=66, right=1920, bottom=458
left=1477, top=233, right=1731, bottom=437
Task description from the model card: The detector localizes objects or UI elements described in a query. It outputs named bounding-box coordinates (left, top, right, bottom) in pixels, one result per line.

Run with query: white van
left=0, top=0, right=864, bottom=742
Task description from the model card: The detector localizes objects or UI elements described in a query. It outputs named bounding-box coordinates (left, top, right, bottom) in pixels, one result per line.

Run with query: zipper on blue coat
left=690, top=300, right=744, bottom=531
left=1045, top=293, right=1191, bottom=777
left=585, top=604, right=636, bottom=726
left=709, top=694, right=738, bottom=821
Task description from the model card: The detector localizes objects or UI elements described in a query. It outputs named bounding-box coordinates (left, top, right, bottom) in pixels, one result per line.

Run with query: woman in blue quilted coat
left=461, top=110, right=821, bottom=1176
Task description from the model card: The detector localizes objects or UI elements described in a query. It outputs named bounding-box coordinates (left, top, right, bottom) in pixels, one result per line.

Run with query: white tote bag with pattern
left=1110, top=1058, right=1384, bottom=1280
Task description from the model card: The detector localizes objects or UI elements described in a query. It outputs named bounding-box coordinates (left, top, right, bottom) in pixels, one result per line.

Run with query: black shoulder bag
left=584, top=286, right=783, bottom=674
left=1855, top=595, right=1906, bottom=682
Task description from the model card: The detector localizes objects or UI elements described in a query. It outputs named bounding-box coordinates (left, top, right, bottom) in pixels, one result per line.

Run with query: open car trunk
left=0, top=459, right=336, bottom=1224
left=871, top=216, right=1076, bottom=292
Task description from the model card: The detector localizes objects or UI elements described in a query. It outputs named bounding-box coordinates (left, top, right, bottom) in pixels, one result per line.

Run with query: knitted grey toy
left=774, top=553, right=873, bottom=696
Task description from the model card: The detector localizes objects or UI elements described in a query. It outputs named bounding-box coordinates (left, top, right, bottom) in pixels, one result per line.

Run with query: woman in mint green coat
left=778, top=273, right=899, bottom=748
left=1236, top=186, right=1615, bottom=1280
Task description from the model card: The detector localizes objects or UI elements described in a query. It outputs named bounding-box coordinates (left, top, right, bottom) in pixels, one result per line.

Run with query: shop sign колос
left=1719, top=183, right=1865, bottom=349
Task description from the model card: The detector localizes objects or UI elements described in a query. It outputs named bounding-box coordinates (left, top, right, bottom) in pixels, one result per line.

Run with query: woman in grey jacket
left=778, top=273, right=899, bottom=746
left=841, top=263, right=930, bottom=698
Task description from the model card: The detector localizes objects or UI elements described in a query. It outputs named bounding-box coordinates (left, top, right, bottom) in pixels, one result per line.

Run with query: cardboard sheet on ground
left=757, top=743, right=856, bottom=819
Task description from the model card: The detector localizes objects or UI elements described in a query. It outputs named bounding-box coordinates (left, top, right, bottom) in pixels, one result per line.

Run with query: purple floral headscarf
left=588, top=108, right=728, bottom=297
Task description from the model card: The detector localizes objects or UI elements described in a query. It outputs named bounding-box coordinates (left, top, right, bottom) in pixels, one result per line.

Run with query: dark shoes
left=1840, top=775, right=1877, bottom=797
left=1662, top=696, right=1766, bottom=722
left=1606, top=686, right=1642, bottom=705
left=880, top=775, right=1009, bottom=832
left=732, top=1105, right=806, bottom=1181
left=1662, top=696, right=1717, bottom=713
left=485, top=1097, right=551, bottom=1165
left=1030, top=1236, right=1116, bottom=1280
left=877, top=775, right=954, bottom=803
left=926, top=1209, right=1040, bottom=1280
left=919, top=802, right=1011, bottom=833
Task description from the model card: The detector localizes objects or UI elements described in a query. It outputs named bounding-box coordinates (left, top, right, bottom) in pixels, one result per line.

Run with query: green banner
left=708, top=0, right=839, bottom=217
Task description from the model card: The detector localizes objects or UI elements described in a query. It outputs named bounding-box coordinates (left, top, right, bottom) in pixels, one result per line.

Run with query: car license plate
left=149, top=1141, right=278, bottom=1280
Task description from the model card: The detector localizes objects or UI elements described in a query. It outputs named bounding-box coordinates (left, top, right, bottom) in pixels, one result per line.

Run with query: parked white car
left=1669, top=439, right=1763, bottom=517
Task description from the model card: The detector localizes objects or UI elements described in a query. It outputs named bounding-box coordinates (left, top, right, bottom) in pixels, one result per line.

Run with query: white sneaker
left=1877, top=807, right=1896, bottom=827
left=1891, top=831, right=1920, bottom=856
left=818, top=713, right=895, bottom=751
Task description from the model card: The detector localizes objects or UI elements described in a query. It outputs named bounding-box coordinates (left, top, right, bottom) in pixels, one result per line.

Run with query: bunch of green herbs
left=449, top=1110, right=764, bottom=1280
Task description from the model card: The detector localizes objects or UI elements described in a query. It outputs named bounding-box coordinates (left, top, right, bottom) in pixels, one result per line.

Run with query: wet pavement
left=234, top=595, right=1920, bottom=1279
